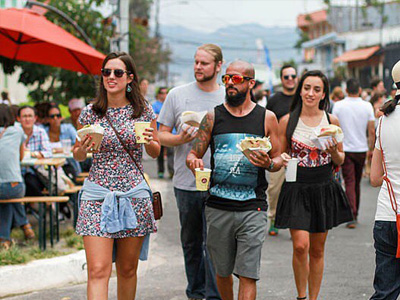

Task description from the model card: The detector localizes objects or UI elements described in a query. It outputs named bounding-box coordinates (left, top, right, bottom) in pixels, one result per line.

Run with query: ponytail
left=380, top=95, right=400, bottom=116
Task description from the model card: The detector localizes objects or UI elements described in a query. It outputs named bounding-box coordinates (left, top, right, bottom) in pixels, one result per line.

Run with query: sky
left=151, top=0, right=327, bottom=32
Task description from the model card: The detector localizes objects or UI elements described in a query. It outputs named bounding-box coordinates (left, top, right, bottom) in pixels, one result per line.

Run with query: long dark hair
left=380, top=90, right=399, bottom=116
left=0, top=104, right=15, bottom=127
left=93, top=52, right=147, bottom=118
left=286, top=70, right=330, bottom=148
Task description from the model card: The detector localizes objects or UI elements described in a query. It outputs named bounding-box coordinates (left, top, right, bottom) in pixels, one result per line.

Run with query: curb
left=0, top=250, right=87, bottom=298
left=0, top=178, right=169, bottom=298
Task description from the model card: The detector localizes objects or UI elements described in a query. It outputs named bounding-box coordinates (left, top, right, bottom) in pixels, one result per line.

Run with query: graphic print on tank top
left=210, top=132, right=262, bottom=201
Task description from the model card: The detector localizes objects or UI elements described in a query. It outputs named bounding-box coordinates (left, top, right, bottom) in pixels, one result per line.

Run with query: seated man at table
left=17, top=106, right=52, bottom=198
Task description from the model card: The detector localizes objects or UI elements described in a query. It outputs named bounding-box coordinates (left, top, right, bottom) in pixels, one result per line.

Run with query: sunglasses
left=221, top=74, right=253, bottom=85
left=283, top=74, right=297, bottom=80
left=49, top=114, right=62, bottom=119
left=101, top=68, right=130, bottom=78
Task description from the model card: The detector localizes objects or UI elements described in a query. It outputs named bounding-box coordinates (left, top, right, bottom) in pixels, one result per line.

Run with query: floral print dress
left=75, top=103, right=157, bottom=239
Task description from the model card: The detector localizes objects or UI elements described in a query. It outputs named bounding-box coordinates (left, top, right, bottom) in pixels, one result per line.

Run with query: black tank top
left=207, top=104, right=268, bottom=211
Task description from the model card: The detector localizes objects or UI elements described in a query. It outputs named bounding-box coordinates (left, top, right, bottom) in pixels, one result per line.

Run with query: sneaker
left=158, top=172, right=164, bottom=179
left=346, top=221, right=357, bottom=229
left=268, top=220, right=279, bottom=236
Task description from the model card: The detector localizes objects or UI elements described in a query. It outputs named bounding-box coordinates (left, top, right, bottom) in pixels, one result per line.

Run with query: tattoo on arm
left=192, top=112, right=214, bottom=157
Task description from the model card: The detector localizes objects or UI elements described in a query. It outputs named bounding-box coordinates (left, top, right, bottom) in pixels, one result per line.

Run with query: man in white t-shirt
left=158, top=44, right=224, bottom=300
left=332, top=78, right=375, bottom=228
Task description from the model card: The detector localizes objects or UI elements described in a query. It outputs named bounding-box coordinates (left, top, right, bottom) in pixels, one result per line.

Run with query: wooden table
left=21, top=158, right=66, bottom=250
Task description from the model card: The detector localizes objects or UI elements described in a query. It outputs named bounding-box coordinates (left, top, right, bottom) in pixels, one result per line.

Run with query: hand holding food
left=238, top=136, right=272, bottom=152
left=317, top=124, right=343, bottom=137
left=77, top=124, right=104, bottom=151
left=237, top=137, right=272, bottom=167
left=312, top=125, right=344, bottom=150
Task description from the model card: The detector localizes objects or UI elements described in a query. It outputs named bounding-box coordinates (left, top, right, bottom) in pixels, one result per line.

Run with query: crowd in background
left=0, top=51, right=399, bottom=300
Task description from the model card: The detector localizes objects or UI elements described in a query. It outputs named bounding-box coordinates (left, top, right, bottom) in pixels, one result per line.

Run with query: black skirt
left=275, top=164, right=353, bottom=233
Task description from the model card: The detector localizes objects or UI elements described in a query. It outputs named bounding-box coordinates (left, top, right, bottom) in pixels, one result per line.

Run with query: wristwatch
left=267, top=160, right=274, bottom=171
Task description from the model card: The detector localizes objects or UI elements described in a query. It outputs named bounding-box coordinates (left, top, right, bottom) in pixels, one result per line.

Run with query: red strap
left=378, top=118, right=400, bottom=258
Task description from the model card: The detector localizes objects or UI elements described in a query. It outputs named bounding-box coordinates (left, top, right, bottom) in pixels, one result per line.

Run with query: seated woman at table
left=0, top=104, right=35, bottom=249
left=44, top=103, right=82, bottom=181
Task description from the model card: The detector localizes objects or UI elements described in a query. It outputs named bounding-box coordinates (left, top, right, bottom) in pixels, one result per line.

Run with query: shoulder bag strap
left=104, top=115, right=151, bottom=188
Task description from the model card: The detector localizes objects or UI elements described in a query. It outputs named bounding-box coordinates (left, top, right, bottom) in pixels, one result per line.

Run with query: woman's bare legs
left=115, top=236, right=145, bottom=300
left=308, top=232, right=328, bottom=300
left=84, top=236, right=114, bottom=300
left=290, top=229, right=310, bottom=299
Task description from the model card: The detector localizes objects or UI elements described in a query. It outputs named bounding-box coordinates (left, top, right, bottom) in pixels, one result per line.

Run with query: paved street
left=7, top=159, right=379, bottom=300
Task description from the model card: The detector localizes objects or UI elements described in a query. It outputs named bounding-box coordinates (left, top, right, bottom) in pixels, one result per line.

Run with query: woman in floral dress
left=275, top=70, right=353, bottom=300
left=73, top=52, right=160, bottom=300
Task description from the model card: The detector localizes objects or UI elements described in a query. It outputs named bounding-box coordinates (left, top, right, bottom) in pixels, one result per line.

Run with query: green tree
left=295, top=30, right=310, bottom=50
left=0, top=0, right=170, bottom=104
left=128, top=0, right=171, bottom=82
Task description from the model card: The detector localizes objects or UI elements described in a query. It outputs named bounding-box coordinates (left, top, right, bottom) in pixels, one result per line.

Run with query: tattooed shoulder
left=192, top=111, right=214, bottom=155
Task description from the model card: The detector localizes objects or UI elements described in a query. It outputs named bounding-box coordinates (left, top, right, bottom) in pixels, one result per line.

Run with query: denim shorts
left=205, top=205, right=268, bottom=280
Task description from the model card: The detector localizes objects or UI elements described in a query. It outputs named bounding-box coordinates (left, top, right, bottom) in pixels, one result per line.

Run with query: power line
left=162, top=35, right=296, bottom=51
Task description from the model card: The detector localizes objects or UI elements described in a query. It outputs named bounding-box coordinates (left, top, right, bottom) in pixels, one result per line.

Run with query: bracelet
left=267, top=160, right=274, bottom=171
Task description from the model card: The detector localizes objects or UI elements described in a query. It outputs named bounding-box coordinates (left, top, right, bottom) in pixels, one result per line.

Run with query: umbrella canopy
left=0, top=8, right=105, bottom=75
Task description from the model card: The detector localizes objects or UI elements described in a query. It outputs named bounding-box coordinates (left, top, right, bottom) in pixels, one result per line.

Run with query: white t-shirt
left=158, top=82, right=225, bottom=191
left=375, top=107, right=400, bottom=221
left=332, top=97, right=374, bottom=152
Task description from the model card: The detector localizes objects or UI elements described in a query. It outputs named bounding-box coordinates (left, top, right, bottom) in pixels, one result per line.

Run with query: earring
left=127, top=85, right=132, bottom=93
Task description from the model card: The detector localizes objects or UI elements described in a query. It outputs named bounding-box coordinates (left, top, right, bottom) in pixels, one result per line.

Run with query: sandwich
left=180, top=111, right=208, bottom=128
left=239, top=136, right=272, bottom=152
left=77, top=124, right=105, bottom=151
left=317, top=124, right=343, bottom=137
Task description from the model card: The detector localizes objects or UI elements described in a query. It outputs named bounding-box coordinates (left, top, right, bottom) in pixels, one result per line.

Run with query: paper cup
left=61, top=139, right=72, bottom=154
left=195, top=168, right=212, bottom=191
left=285, top=158, right=298, bottom=182
left=135, top=121, right=151, bottom=144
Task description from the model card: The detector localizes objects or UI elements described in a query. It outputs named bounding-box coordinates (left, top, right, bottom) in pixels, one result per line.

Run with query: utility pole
left=355, top=0, right=359, bottom=30
left=155, top=0, right=160, bottom=38
left=119, top=0, right=129, bottom=53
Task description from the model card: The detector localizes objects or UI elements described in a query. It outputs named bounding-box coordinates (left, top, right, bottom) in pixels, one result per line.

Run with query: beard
left=196, top=72, right=216, bottom=83
left=225, top=89, right=247, bottom=107
left=195, top=64, right=218, bottom=83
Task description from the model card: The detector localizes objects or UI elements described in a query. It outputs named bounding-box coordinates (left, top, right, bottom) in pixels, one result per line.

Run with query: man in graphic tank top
left=187, top=60, right=283, bottom=299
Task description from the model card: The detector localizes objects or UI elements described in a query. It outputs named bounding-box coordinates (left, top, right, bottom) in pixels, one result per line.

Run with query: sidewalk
left=0, top=178, right=169, bottom=298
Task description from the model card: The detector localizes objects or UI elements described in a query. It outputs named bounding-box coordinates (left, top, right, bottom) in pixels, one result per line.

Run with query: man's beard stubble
left=195, top=65, right=217, bottom=83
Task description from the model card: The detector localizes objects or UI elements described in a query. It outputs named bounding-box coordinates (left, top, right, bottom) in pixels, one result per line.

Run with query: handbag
left=105, top=115, right=163, bottom=220
left=378, top=117, right=400, bottom=258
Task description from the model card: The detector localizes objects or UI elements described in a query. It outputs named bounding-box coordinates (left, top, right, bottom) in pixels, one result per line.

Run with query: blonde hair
left=197, top=44, right=223, bottom=64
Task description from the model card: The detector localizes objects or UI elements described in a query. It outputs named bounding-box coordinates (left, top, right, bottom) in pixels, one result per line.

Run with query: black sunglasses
left=283, top=74, right=297, bottom=80
left=101, top=68, right=130, bottom=78
left=49, top=114, right=62, bottom=119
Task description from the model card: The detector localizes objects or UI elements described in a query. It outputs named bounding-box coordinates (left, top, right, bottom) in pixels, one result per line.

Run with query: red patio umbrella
left=0, top=8, right=105, bottom=75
